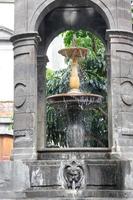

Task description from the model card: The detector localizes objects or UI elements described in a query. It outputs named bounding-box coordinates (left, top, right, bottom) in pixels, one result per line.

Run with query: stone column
left=37, top=53, right=48, bottom=151
left=105, top=51, right=112, bottom=149
left=11, top=32, right=41, bottom=160
left=106, top=30, right=133, bottom=158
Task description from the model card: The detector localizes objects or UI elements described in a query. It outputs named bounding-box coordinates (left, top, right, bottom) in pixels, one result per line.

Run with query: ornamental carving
left=64, top=161, right=84, bottom=190
left=14, top=83, right=26, bottom=108
left=121, top=81, right=133, bottom=106
left=31, top=168, right=43, bottom=187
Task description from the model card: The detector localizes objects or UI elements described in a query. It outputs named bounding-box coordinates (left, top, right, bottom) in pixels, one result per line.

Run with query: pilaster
left=10, top=32, right=41, bottom=160
left=37, top=53, right=48, bottom=151
left=106, top=30, right=133, bottom=158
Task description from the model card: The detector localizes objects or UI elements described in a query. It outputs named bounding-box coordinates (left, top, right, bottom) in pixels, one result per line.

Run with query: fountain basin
left=47, top=92, right=103, bottom=148
left=47, top=92, right=103, bottom=108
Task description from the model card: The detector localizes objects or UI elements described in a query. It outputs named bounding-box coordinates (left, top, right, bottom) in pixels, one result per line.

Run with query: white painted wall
left=0, top=1, right=14, bottom=101
left=0, top=41, right=14, bottom=101
left=0, top=2, right=14, bottom=30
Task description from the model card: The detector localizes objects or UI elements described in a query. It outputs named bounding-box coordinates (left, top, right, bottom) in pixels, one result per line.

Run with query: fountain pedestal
left=26, top=150, right=130, bottom=199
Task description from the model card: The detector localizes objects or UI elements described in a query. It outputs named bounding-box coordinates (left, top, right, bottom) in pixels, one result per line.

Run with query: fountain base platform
left=0, top=150, right=133, bottom=199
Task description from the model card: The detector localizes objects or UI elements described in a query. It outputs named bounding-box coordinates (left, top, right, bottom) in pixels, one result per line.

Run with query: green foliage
left=80, top=53, right=108, bottom=147
left=46, top=105, right=67, bottom=147
left=46, top=30, right=108, bottom=148
left=46, top=68, right=70, bottom=96
left=46, top=68, right=70, bottom=147
left=63, top=30, right=104, bottom=58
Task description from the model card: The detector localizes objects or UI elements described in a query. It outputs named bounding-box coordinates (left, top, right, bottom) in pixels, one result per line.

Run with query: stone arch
left=29, top=0, right=116, bottom=32
left=35, top=1, right=109, bottom=150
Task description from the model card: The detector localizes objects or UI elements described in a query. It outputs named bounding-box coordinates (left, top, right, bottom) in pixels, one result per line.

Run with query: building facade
left=0, top=0, right=14, bottom=160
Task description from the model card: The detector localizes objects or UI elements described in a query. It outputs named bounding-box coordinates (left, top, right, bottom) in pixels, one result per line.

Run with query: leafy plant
left=46, top=30, right=108, bottom=147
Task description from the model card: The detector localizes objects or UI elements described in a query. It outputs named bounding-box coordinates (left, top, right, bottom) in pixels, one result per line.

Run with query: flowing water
left=66, top=123, right=85, bottom=147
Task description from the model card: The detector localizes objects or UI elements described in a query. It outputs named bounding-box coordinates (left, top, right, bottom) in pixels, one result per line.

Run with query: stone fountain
left=47, top=46, right=103, bottom=147
left=1, top=1, right=132, bottom=199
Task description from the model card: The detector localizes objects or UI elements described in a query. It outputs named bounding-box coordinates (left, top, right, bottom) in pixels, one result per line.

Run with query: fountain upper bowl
left=47, top=92, right=103, bottom=108
left=58, top=47, right=88, bottom=58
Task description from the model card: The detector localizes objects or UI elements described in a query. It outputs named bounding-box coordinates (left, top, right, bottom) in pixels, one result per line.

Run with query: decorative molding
left=14, top=130, right=26, bottom=138
left=10, top=32, right=41, bottom=44
left=14, top=83, right=26, bottom=108
left=106, top=29, right=133, bottom=43
left=14, top=52, right=30, bottom=59
left=0, top=0, right=14, bottom=3
left=30, top=0, right=115, bottom=31
left=10, top=32, right=41, bottom=50
left=121, top=81, right=133, bottom=106
left=116, top=50, right=133, bottom=55
left=0, top=26, right=14, bottom=35
left=0, top=26, right=14, bottom=41
left=14, top=129, right=33, bottom=138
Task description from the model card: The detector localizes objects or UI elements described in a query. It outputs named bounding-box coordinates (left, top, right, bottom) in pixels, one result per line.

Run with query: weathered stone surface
left=7, top=0, right=133, bottom=199
left=0, top=158, right=132, bottom=199
left=10, top=32, right=41, bottom=159
left=106, top=30, right=133, bottom=155
left=38, top=149, right=111, bottom=160
left=0, top=161, right=30, bottom=192
left=28, top=159, right=128, bottom=190
left=14, top=0, right=132, bottom=33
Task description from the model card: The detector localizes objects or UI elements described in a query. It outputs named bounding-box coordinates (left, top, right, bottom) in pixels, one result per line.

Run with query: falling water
left=66, top=123, right=85, bottom=147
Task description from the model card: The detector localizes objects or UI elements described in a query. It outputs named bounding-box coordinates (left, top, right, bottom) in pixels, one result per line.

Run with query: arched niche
left=38, top=7, right=108, bottom=54
left=36, top=2, right=110, bottom=151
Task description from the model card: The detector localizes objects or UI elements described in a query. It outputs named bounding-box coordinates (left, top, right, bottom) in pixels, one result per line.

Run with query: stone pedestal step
left=25, top=189, right=133, bottom=199
left=1, top=190, right=133, bottom=199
